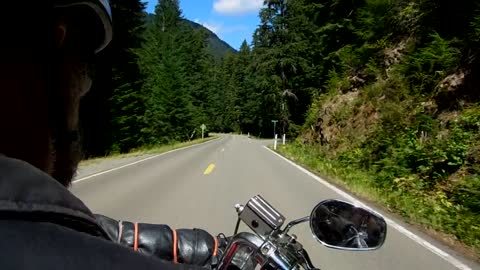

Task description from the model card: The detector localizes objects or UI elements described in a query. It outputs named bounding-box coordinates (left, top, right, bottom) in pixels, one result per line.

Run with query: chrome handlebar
left=217, top=232, right=307, bottom=270
left=219, top=196, right=315, bottom=270
left=217, top=195, right=388, bottom=270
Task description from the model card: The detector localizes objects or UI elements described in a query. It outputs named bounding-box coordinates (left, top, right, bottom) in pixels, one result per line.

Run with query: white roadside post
left=283, top=134, right=286, bottom=145
left=274, top=134, right=278, bottom=150
left=271, top=120, right=279, bottom=150
left=200, top=124, right=206, bottom=139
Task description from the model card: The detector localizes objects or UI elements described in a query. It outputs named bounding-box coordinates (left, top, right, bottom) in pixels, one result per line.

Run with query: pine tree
left=109, top=0, right=147, bottom=152
left=251, top=0, right=306, bottom=136
left=80, top=0, right=146, bottom=156
left=139, top=0, right=215, bottom=143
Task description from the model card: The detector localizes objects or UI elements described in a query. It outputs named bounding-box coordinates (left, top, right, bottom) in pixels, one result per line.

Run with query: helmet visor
left=54, top=0, right=112, bottom=53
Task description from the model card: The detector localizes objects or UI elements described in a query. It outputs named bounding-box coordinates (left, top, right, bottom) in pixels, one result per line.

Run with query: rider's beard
left=50, top=129, right=82, bottom=187
left=48, top=55, right=92, bottom=187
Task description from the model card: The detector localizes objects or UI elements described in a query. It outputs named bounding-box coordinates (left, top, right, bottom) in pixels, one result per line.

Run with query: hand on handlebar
left=96, top=214, right=225, bottom=268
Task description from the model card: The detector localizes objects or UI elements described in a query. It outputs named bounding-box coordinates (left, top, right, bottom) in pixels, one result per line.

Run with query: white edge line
left=72, top=138, right=221, bottom=184
left=262, top=145, right=472, bottom=270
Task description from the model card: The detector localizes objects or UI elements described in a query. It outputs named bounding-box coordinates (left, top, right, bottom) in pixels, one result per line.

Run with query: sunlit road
left=71, top=135, right=479, bottom=270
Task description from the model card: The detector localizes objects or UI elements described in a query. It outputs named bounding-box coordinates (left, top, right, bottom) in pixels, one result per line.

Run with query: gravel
left=75, top=154, right=157, bottom=180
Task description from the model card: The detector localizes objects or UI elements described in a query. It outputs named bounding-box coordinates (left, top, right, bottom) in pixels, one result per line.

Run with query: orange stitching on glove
left=134, top=222, right=139, bottom=251
left=213, top=237, right=219, bottom=257
left=173, top=229, right=178, bottom=263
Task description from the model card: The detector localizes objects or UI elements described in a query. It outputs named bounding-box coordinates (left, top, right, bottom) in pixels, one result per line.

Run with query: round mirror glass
left=310, top=199, right=387, bottom=250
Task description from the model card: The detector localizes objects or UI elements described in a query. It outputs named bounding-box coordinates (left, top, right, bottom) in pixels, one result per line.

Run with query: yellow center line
left=203, top=163, right=216, bottom=175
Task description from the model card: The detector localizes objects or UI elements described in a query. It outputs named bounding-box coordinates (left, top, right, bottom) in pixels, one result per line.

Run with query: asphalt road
left=71, top=135, right=479, bottom=270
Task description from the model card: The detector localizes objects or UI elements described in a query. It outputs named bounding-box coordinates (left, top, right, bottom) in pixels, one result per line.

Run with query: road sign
left=271, top=120, right=278, bottom=138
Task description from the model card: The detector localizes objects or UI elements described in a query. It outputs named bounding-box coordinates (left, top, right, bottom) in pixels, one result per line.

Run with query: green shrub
left=278, top=141, right=480, bottom=253
left=452, top=175, right=480, bottom=213
left=325, top=69, right=351, bottom=92
left=401, top=32, right=461, bottom=94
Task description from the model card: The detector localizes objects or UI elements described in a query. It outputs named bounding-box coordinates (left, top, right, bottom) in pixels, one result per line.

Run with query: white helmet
left=54, top=0, right=113, bottom=53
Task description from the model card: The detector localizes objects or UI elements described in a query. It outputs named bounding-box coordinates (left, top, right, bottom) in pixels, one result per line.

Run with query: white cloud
left=195, top=19, right=246, bottom=35
left=213, top=0, right=263, bottom=16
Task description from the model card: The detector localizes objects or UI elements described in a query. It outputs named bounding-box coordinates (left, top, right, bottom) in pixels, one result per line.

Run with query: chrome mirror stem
left=282, top=216, right=310, bottom=234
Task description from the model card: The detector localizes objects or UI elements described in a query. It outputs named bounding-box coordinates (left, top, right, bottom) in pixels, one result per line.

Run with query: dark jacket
left=0, top=156, right=214, bottom=270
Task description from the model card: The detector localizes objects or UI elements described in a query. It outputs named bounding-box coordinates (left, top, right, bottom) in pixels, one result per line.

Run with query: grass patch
left=80, top=136, right=218, bottom=167
left=276, top=142, right=480, bottom=258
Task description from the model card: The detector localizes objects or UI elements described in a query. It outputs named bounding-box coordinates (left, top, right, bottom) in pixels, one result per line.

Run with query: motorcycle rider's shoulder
left=0, top=219, right=199, bottom=270
left=0, top=157, right=202, bottom=270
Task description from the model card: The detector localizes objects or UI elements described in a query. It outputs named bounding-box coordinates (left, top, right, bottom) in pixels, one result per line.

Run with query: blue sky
left=146, top=0, right=262, bottom=50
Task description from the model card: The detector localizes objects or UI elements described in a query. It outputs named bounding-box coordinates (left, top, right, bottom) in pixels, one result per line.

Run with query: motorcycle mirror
left=310, top=199, right=387, bottom=251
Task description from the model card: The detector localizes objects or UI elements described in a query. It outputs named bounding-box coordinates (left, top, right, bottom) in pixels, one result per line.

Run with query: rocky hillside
left=279, top=1, right=480, bottom=256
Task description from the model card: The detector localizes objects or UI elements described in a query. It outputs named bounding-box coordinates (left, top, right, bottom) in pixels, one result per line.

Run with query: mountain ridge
left=145, top=13, right=236, bottom=59
left=183, top=19, right=237, bottom=59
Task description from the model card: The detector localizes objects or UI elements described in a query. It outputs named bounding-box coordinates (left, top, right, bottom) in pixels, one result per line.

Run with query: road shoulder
left=75, top=137, right=219, bottom=181
left=264, top=145, right=480, bottom=270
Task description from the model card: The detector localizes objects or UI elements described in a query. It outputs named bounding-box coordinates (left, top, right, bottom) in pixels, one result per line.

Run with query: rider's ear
left=54, top=20, right=68, bottom=49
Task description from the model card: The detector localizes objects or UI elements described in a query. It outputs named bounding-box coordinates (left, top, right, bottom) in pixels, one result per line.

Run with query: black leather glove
left=95, top=214, right=222, bottom=268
